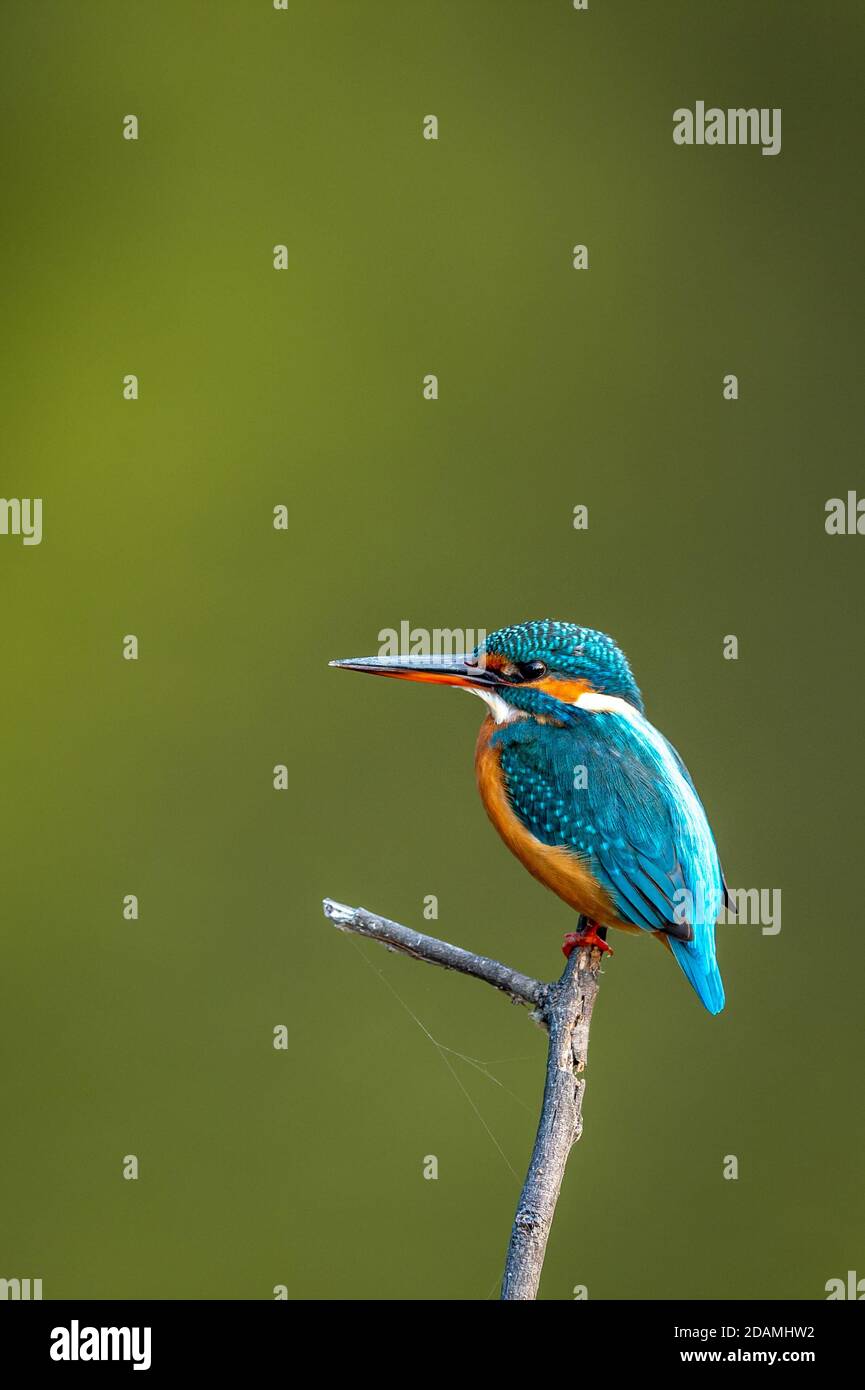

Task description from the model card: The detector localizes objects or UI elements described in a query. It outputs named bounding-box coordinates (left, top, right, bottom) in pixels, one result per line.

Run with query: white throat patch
left=461, top=686, right=526, bottom=724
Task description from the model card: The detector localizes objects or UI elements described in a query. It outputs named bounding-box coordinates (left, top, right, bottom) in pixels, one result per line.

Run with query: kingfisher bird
left=331, top=619, right=726, bottom=1014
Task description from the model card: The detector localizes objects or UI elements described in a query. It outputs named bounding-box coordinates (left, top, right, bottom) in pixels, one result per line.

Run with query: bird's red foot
left=562, top=923, right=614, bottom=958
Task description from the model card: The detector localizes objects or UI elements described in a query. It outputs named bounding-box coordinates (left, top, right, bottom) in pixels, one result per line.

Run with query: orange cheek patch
left=532, top=676, right=593, bottom=703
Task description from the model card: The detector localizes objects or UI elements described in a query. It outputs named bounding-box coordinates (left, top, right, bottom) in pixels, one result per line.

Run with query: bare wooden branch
left=500, top=941, right=603, bottom=1299
left=322, top=898, right=546, bottom=1008
left=321, top=897, right=605, bottom=1300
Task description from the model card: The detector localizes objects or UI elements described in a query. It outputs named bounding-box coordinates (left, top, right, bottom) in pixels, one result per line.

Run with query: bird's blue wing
left=492, top=714, right=725, bottom=1012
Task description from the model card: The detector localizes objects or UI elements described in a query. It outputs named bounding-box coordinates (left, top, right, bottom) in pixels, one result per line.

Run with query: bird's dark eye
left=502, top=660, right=548, bottom=683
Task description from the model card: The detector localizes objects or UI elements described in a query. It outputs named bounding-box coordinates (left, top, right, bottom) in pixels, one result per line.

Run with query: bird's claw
left=562, top=924, right=614, bottom=959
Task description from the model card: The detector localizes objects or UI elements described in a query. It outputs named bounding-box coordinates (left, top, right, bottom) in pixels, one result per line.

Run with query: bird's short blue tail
left=668, top=935, right=725, bottom=1015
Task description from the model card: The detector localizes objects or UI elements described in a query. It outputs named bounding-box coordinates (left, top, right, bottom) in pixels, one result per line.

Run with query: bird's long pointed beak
left=328, top=654, right=500, bottom=688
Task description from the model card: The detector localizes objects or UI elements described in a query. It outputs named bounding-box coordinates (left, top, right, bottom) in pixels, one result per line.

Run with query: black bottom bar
left=1, top=1298, right=857, bottom=1374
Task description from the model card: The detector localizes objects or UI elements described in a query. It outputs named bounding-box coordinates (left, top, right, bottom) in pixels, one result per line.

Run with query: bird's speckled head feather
left=473, top=620, right=644, bottom=718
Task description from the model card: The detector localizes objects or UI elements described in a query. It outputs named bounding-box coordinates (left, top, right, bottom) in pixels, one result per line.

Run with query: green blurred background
left=1, top=0, right=862, bottom=1300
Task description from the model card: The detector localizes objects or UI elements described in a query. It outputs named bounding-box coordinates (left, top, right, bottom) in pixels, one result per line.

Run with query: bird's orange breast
left=474, top=717, right=641, bottom=934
